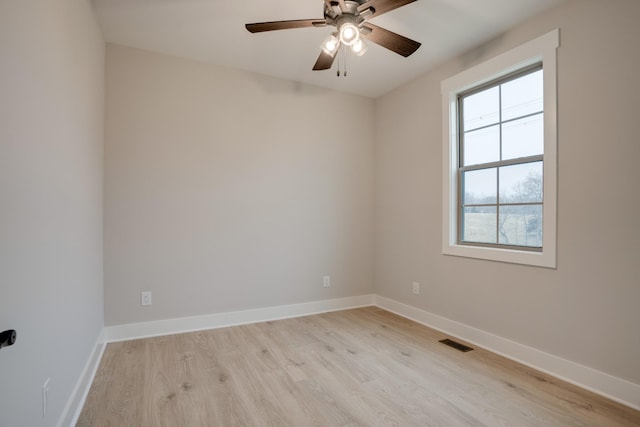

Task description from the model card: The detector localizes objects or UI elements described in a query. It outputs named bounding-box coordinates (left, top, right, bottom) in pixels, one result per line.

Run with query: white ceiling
left=92, top=0, right=566, bottom=98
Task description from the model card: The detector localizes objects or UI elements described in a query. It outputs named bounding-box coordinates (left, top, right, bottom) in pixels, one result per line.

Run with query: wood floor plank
left=77, top=307, right=640, bottom=426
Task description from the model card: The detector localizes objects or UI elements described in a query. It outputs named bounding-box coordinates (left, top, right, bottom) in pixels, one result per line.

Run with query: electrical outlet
left=323, top=275, right=331, bottom=288
left=141, top=291, right=152, bottom=306
left=412, top=282, right=420, bottom=295
left=42, top=378, right=50, bottom=417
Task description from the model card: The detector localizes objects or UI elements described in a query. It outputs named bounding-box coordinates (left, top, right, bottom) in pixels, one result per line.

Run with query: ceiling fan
left=245, top=0, right=421, bottom=72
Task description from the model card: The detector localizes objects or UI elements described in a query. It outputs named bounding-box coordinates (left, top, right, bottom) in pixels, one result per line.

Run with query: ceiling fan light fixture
left=245, top=0, right=422, bottom=72
left=339, top=22, right=359, bottom=46
left=321, top=33, right=340, bottom=57
left=351, top=39, right=368, bottom=56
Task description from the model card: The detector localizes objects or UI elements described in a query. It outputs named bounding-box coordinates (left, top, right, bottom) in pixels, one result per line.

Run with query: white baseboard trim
left=374, top=295, right=640, bottom=411
left=63, top=293, right=638, bottom=423
left=57, top=328, right=107, bottom=427
left=105, top=294, right=375, bottom=343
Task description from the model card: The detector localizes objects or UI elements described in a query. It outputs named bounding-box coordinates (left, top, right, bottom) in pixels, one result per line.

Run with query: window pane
left=501, top=69, right=543, bottom=121
left=502, top=113, right=544, bottom=160
left=463, top=125, right=500, bottom=166
left=463, top=86, right=499, bottom=132
left=463, top=168, right=497, bottom=205
left=499, top=205, right=543, bottom=247
left=462, top=206, right=497, bottom=244
left=499, top=162, right=543, bottom=203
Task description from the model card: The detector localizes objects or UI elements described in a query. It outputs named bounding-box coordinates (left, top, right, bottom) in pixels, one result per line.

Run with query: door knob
left=0, top=330, right=17, bottom=349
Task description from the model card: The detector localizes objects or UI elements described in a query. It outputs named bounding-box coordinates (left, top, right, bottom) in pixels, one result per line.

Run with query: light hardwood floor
left=77, top=307, right=640, bottom=426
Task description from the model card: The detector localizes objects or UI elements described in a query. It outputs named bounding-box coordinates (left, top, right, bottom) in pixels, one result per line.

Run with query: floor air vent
left=439, top=338, right=473, bottom=352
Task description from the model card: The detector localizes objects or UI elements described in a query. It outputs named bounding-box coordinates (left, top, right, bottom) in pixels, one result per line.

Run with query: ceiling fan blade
left=313, top=50, right=337, bottom=71
left=245, top=19, right=326, bottom=33
left=358, top=0, right=418, bottom=18
left=362, top=23, right=421, bottom=57
left=337, top=0, right=348, bottom=12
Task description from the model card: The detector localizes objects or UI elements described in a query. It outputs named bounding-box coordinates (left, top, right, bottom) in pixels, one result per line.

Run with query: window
left=441, top=30, right=559, bottom=268
left=459, top=65, right=543, bottom=249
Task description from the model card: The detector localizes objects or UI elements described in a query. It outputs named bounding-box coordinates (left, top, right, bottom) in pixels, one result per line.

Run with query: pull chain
left=344, top=47, right=348, bottom=77
left=335, top=46, right=349, bottom=77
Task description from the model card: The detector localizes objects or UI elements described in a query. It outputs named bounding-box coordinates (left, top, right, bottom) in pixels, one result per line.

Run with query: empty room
left=1, top=0, right=639, bottom=425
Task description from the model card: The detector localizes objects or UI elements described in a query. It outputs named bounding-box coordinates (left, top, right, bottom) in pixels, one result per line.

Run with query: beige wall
left=0, top=0, right=105, bottom=425
left=104, top=45, right=374, bottom=325
left=374, top=0, right=640, bottom=385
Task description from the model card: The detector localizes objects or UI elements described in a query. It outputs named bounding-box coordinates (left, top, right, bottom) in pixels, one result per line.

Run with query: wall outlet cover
left=141, top=291, right=152, bottom=306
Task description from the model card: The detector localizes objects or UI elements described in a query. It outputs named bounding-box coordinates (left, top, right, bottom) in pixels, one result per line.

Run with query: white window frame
left=441, top=29, right=559, bottom=268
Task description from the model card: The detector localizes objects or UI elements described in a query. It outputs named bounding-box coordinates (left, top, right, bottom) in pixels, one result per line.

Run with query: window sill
left=443, top=243, right=556, bottom=268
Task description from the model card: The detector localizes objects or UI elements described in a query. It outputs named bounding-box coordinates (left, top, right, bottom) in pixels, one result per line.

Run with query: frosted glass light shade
left=322, top=34, right=340, bottom=57
left=339, top=23, right=359, bottom=46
